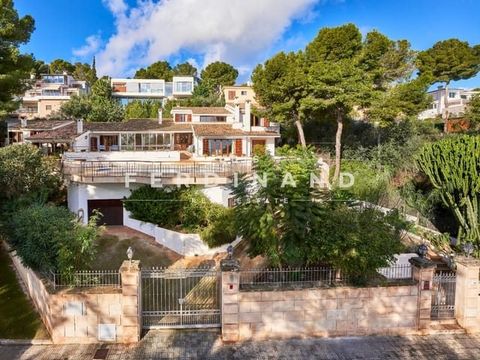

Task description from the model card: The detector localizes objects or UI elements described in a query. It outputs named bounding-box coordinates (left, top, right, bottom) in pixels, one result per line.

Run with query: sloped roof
left=9, top=119, right=74, bottom=131
left=192, top=124, right=279, bottom=137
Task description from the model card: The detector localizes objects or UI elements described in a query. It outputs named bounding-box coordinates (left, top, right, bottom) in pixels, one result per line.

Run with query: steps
left=428, top=319, right=465, bottom=334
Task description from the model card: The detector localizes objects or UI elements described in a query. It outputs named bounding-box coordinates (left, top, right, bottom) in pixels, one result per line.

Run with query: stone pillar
left=220, top=257, right=240, bottom=343
left=455, top=257, right=480, bottom=333
left=409, top=257, right=436, bottom=333
left=119, top=260, right=141, bottom=343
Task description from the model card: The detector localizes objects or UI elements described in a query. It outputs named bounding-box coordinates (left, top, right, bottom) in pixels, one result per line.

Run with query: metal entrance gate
left=141, top=267, right=221, bottom=329
left=431, top=271, right=456, bottom=319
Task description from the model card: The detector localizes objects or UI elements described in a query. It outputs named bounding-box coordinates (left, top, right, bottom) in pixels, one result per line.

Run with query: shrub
left=125, top=185, right=237, bottom=246
left=8, top=205, right=98, bottom=276
left=0, top=144, right=61, bottom=200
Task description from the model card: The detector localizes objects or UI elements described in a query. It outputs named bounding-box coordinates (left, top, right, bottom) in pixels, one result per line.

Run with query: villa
left=24, top=102, right=280, bottom=225
left=418, top=86, right=478, bottom=120
left=18, top=73, right=89, bottom=119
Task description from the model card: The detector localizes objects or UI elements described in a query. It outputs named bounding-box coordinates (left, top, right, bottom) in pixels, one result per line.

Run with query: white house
left=418, top=87, right=478, bottom=120
left=25, top=103, right=280, bottom=226
left=111, top=76, right=195, bottom=105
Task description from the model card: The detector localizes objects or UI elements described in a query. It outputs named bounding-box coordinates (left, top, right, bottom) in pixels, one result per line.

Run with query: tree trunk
left=443, top=82, right=450, bottom=133
left=295, top=116, right=307, bottom=148
left=332, top=109, right=344, bottom=184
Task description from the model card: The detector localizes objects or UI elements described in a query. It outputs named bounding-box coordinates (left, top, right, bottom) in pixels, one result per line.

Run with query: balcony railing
left=62, top=159, right=253, bottom=180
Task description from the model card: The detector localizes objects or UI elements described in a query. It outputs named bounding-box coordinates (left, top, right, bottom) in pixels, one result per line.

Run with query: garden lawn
left=91, top=227, right=181, bottom=269
left=0, top=243, right=49, bottom=339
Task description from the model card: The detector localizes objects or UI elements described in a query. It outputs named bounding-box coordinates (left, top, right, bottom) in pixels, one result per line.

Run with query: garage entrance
left=88, top=199, right=124, bottom=225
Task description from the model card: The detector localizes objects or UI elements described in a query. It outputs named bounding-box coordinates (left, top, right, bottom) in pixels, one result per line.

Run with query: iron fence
left=239, top=264, right=413, bottom=290
left=48, top=270, right=121, bottom=290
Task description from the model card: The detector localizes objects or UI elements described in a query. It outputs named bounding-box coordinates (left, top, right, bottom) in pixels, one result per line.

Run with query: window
left=461, top=95, right=467, bottom=100
left=200, top=116, right=226, bottom=122
left=175, top=113, right=190, bottom=122
left=42, top=90, right=61, bottom=96
left=42, top=75, right=66, bottom=84
left=228, top=91, right=236, bottom=100
left=207, top=139, right=233, bottom=156
left=174, top=81, right=193, bottom=93
left=156, top=133, right=171, bottom=150
left=228, top=197, right=235, bottom=208
left=45, top=105, right=52, bottom=111
left=121, top=133, right=135, bottom=150
left=241, top=90, right=247, bottom=96
left=449, top=92, right=456, bottom=98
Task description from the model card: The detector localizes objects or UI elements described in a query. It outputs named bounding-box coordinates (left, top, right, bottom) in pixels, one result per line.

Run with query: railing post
left=220, top=256, right=240, bottom=343
left=455, top=257, right=480, bottom=333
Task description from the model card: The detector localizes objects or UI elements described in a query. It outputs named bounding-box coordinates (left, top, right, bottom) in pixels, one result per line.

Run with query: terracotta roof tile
left=9, top=119, right=73, bottom=131
left=192, top=124, right=279, bottom=137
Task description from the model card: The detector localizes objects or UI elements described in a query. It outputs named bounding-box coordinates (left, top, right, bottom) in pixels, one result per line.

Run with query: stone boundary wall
left=8, top=247, right=141, bottom=344
left=236, top=285, right=419, bottom=340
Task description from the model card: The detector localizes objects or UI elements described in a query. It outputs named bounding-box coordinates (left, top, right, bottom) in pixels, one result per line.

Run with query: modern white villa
left=111, top=76, right=195, bottom=105
left=23, top=102, right=279, bottom=226
left=418, top=86, right=478, bottom=120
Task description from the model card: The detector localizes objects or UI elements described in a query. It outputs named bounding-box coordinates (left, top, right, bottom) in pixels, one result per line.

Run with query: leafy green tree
left=31, top=59, right=49, bottom=78
left=465, top=94, right=480, bottom=128
left=303, top=24, right=371, bottom=182
left=308, top=205, right=406, bottom=284
left=417, top=39, right=480, bottom=132
left=0, top=144, right=61, bottom=200
left=73, top=61, right=97, bottom=85
left=135, top=60, right=173, bottom=80
left=0, top=0, right=36, bottom=116
left=417, top=135, right=480, bottom=255
left=8, top=204, right=99, bottom=276
left=252, top=51, right=307, bottom=146
left=173, top=62, right=197, bottom=77
left=200, top=61, right=238, bottom=94
left=49, top=58, right=75, bottom=74
left=60, top=78, right=124, bottom=122
left=125, top=100, right=161, bottom=119
left=232, top=147, right=324, bottom=266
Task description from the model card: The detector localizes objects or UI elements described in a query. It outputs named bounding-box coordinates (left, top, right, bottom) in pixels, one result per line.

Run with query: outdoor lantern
left=418, top=244, right=428, bottom=258
left=126, top=246, right=134, bottom=264
left=463, top=243, right=474, bottom=258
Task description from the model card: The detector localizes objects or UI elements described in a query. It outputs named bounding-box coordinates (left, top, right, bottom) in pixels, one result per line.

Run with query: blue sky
left=16, top=0, right=480, bottom=87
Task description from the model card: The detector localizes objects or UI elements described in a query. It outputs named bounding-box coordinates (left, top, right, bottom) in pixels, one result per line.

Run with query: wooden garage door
left=88, top=199, right=124, bottom=225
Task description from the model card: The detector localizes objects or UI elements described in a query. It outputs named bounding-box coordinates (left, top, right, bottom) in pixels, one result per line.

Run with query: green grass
left=91, top=234, right=179, bottom=269
left=0, top=243, right=49, bottom=339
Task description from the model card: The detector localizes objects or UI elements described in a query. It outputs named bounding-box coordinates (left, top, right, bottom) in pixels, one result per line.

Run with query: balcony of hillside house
left=61, top=158, right=253, bottom=185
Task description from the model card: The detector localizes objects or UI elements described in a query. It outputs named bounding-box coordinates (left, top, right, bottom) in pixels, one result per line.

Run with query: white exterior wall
left=68, top=182, right=140, bottom=224
left=64, top=150, right=180, bottom=161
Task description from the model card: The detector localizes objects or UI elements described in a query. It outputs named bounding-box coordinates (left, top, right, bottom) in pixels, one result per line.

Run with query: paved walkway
left=1, top=331, right=480, bottom=359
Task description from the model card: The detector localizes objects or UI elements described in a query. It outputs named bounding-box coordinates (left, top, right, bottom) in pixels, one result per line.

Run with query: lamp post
left=126, top=246, right=134, bottom=267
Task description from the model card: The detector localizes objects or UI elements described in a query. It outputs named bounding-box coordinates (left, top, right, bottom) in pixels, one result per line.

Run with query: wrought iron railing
left=47, top=270, right=121, bottom=290
left=239, top=264, right=414, bottom=290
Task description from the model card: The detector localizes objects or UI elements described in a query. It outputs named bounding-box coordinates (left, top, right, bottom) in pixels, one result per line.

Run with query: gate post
left=455, top=257, right=480, bottom=333
left=409, top=257, right=435, bottom=333
left=220, top=257, right=240, bottom=343
left=119, top=260, right=141, bottom=343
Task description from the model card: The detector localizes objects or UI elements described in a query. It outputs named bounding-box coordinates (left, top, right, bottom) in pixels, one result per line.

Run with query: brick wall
left=236, top=286, right=419, bottom=340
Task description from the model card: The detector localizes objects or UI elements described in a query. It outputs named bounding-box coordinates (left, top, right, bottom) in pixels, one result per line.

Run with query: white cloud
left=96, top=0, right=320, bottom=78
left=73, top=34, right=102, bottom=57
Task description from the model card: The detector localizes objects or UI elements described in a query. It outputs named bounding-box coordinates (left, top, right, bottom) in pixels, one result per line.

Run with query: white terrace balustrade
left=62, top=159, right=253, bottom=185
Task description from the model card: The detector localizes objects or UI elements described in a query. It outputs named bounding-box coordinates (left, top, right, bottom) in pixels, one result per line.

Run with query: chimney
left=158, top=109, right=163, bottom=124
left=244, top=100, right=251, bottom=132
left=20, top=117, right=27, bottom=128
left=77, top=119, right=84, bottom=134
